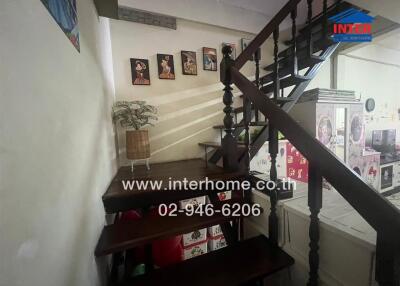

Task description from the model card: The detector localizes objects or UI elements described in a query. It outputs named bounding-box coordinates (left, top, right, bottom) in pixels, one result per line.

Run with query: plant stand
left=130, top=158, right=150, bottom=172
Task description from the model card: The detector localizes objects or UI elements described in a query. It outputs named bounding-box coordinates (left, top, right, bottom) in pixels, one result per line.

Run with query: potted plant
left=112, top=101, right=157, bottom=170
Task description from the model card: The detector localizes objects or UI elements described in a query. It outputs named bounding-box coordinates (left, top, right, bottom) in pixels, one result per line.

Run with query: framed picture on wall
left=241, top=38, right=260, bottom=61
left=203, top=47, right=217, bottom=71
left=130, top=58, right=151, bottom=85
left=181, top=51, right=197, bottom=75
left=40, top=0, right=80, bottom=52
left=157, top=54, right=175, bottom=79
left=241, top=38, right=251, bottom=52
left=222, top=43, right=236, bottom=60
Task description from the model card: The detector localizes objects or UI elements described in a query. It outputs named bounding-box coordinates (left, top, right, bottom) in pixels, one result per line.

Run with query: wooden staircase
left=202, top=1, right=350, bottom=167
left=95, top=1, right=400, bottom=285
left=96, top=159, right=293, bottom=285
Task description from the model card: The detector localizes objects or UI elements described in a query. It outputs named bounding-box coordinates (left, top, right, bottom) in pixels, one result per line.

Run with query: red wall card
left=286, top=142, right=309, bottom=183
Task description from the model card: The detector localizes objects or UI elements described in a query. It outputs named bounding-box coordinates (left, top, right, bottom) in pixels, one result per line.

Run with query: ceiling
left=118, top=0, right=400, bottom=38
left=374, top=29, right=400, bottom=52
left=219, top=0, right=290, bottom=17
left=347, top=0, right=400, bottom=24
left=118, top=0, right=336, bottom=34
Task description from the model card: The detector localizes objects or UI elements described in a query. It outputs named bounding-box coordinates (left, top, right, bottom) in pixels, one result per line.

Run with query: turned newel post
left=268, top=124, right=279, bottom=245
left=220, top=46, right=239, bottom=171
left=268, top=28, right=280, bottom=246
left=307, top=162, right=323, bottom=286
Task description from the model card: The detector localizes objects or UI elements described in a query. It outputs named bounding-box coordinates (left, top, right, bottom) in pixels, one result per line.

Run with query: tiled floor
left=387, top=192, right=400, bottom=209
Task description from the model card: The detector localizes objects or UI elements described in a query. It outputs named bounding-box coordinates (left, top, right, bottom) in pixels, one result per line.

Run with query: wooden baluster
left=243, top=94, right=251, bottom=174
left=268, top=28, right=280, bottom=246
left=375, top=232, right=400, bottom=286
left=220, top=45, right=239, bottom=171
left=291, top=7, right=298, bottom=76
left=307, top=0, right=314, bottom=57
left=307, top=163, right=323, bottom=286
left=273, top=28, right=280, bottom=103
left=322, top=0, right=328, bottom=40
left=254, top=49, right=261, bottom=122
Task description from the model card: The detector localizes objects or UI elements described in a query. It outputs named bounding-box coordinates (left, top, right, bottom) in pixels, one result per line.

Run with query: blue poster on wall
left=41, top=0, right=80, bottom=52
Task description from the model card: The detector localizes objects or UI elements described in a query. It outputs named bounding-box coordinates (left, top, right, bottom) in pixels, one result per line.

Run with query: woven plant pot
left=126, top=130, right=150, bottom=160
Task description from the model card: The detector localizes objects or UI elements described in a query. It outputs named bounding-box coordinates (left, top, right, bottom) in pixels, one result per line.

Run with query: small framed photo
left=222, top=43, right=236, bottom=60
left=157, top=54, right=175, bottom=80
left=203, top=47, right=217, bottom=71
left=181, top=51, right=197, bottom=75
left=130, top=58, right=150, bottom=85
left=241, top=38, right=260, bottom=61
left=241, top=38, right=251, bottom=52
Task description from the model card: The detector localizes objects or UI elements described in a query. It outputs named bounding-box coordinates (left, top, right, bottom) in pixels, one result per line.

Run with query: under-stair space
left=95, top=0, right=400, bottom=285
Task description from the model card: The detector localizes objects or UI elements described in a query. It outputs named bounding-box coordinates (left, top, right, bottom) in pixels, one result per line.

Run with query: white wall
left=119, top=0, right=284, bottom=34
left=110, top=18, right=275, bottom=164
left=337, top=44, right=400, bottom=142
left=0, top=1, right=116, bottom=285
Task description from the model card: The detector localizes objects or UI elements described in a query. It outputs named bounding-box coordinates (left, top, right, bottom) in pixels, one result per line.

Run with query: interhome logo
left=329, top=8, right=374, bottom=42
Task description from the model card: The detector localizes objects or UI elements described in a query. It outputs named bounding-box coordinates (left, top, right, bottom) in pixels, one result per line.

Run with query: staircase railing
left=220, top=0, right=400, bottom=285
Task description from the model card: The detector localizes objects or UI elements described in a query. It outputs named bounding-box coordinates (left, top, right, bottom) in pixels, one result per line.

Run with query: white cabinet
left=290, top=88, right=364, bottom=164
left=289, top=89, right=381, bottom=190
left=394, top=162, right=400, bottom=187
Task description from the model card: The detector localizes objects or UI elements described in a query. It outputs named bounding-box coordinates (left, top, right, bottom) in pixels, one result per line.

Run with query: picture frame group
left=130, top=39, right=254, bottom=85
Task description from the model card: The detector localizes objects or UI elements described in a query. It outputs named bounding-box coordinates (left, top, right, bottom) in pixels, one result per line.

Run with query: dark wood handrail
left=231, top=66, right=400, bottom=233
left=234, top=0, right=301, bottom=70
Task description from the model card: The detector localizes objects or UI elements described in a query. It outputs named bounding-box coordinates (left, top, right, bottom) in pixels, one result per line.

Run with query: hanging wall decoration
left=41, top=0, right=80, bottom=51
left=130, top=58, right=151, bottom=85
left=181, top=51, right=197, bottom=75
left=222, top=43, right=237, bottom=59
left=157, top=54, right=175, bottom=79
left=241, top=38, right=260, bottom=61
left=203, top=47, right=217, bottom=71
left=241, top=38, right=251, bottom=52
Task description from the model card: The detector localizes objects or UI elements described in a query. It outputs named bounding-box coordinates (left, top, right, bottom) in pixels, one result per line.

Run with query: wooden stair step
left=281, top=2, right=353, bottom=46
left=95, top=199, right=243, bottom=257
left=248, top=171, right=294, bottom=200
left=263, top=54, right=324, bottom=73
left=199, top=142, right=246, bottom=148
left=268, top=96, right=294, bottom=104
left=297, top=2, right=355, bottom=36
left=103, top=159, right=246, bottom=213
left=233, top=105, right=255, bottom=114
left=261, top=74, right=309, bottom=94
left=213, top=121, right=267, bottom=129
left=278, top=37, right=334, bottom=59
left=198, top=141, right=224, bottom=148
left=120, top=235, right=294, bottom=286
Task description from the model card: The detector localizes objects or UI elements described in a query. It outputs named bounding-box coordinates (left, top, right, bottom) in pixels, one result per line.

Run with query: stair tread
left=278, top=37, right=334, bottom=59
left=199, top=142, right=246, bottom=148
left=297, top=2, right=355, bottom=36
left=269, top=96, right=294, bottom=103
left=233, top=105, right=255, bottom=113
left=213, top=121, right=268, bottom=129
left=198, top=141, right=225, bottom=148
left=261, top=74, right=309, bottom=94
left=122, top=235, right=294, bottom=286
left=95, top=199, right=243, bottom=257
left=103, top=159, right=246, bottom=213
left=263, top=54, right=324, bottom=73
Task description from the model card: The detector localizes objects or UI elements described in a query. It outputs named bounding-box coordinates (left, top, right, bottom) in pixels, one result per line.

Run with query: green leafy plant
left=112, top=101, right=158, bottom=130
